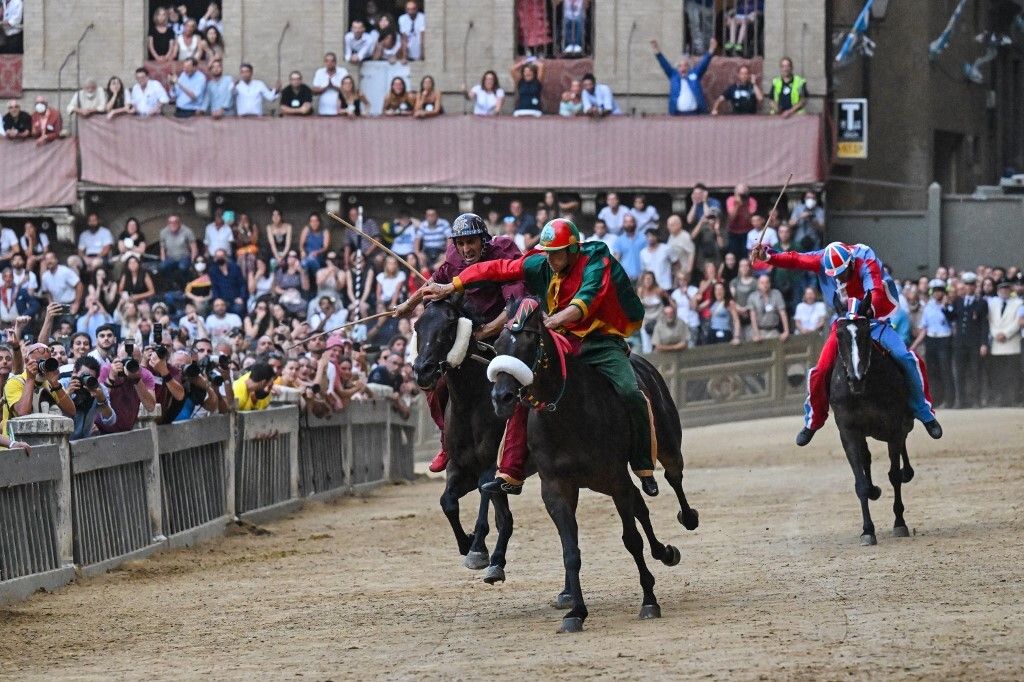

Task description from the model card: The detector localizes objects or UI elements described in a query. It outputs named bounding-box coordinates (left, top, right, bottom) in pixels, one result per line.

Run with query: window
left=515, top=0, right=594, bottom=59
left=684, top=1, right=764, bottom=58
left=0, top=0, right=25, bottom=55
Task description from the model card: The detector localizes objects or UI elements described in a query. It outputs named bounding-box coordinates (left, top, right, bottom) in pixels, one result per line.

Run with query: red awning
left=0, top=137, right=78, bottom=210
left=78, top=114, right=825, bottom=192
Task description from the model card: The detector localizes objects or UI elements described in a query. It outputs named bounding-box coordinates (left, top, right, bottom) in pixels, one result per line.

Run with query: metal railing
left=0, top=443, right=74, bottom=599
left=67, top=429, right=163, bottom=575
left=0, top=400, right=419, bottom=605
left=156, top=414, right=233, bottom=548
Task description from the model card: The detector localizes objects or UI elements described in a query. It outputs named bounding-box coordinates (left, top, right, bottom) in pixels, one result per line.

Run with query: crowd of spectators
left=0, top=0, right=807, bottom=137
left=1, top=180, right=1022, bottom=447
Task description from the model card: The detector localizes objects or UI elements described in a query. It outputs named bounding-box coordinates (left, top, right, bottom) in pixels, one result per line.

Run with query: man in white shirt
left=344, top=20, right=378, bottom=64
left=205, top=297, right=243, bottom=346
left=1, top=0, right=24, bottom=53
left=0, top=224, right=18, bottom=265
left=640, top=229, right=676, bottom=290
left=10, top=252, right=37, bottom=294
left=597, top=192, right=628, bottom=235
left=584, top=219, right=618, bottom=252
left=312, top=52, right=348, bottom=116
left=309, top=295, right=349, bottom=332
left=665, top=214, right=695, bottom=280
left=77, top=212, right=114, bottom=273
left=233, top=63, right=279, bottom=117
left=398, top=1, right=426, bottom=61
left=130, top=67, right=169, bottom=116
left=204, top=208, right=234, bottom=256
left=581, top=73, right=621, bottom=116
left=630, top=194, right=660, bottom=232
left=745, top=214, right=779, bottom=251
left=40, top=252, right=84, bottom=314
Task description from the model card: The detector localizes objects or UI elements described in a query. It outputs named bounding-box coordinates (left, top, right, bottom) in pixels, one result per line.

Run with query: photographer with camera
left=146, top=323, right=185, bottom=423
left=97, top=340, right=157, bottom=434
left=165, top=349, right=225, bottom=421
left=61, top=356, right=116, bottom=440
left=3, top=342, right=76, bottom=422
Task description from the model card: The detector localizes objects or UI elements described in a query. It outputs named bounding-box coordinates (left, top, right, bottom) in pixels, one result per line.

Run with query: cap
left=152, top=302, right=168, bottom=312
left=961, top=272, right=977, bottom=284
left=326, top=335, right=345, bottom=349
left=997, top=279, right=1013, bottom=290
left=928, top=278, right=946, bottom=290
left=706, top=206, right=722, bottom=218
left=25, top=342, right=49, bottom=355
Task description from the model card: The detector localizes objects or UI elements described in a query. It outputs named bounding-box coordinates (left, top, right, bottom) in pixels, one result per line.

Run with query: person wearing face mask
left=208, top=248, right=247, bottom=317
left=788, top=191, right=825, bottom=253
left=232, top=361, right=275, bottom=411
left=30, top=96, right=62, bottom=145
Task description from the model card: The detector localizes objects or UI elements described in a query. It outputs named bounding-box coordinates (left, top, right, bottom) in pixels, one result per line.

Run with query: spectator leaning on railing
left=97, top=340, right=156, bottom=434
left=233, top=361, right=276, bottom=411
left=650, top=37, right=717, bottom=115
left=61, top=355, right=115, bottom=440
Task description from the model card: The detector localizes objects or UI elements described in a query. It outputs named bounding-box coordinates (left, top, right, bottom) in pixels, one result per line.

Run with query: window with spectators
left=684, top=0, right=764, bottom=57
left=0, top=0, right=25, bottom=54
left=515, top=0, right=594, bottom=58
left=347, top=0, right=425, bottom=63
left=146, top=2, right=223, bottom=63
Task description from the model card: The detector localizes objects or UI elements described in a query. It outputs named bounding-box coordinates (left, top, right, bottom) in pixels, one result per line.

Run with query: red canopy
left=79, top=113, right=825, bottom=192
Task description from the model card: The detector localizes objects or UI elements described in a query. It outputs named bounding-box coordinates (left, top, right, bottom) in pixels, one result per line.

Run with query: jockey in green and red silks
left=425, top=218, right=660, bottom=498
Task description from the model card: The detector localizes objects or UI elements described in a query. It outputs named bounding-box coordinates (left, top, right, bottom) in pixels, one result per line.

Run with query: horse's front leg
left=888, top=439, right=910, bottom=537
left=840, top=430, right=878, bottom=546
left=463, top=467, right=494, bottom=570
left=440, top=469, right=478, bottom=557
left=541, top=478, right=586, bottom=632
left=484, top=487, right=514, bottom=584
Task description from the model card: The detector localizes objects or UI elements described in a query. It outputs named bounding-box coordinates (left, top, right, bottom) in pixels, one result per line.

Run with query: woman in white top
left=176, top=19, right=201, bottom=60
left=463, top=70, right=504, bottom=116
left=375, top=256, right=405, bottom=313
left=794, top=286, right=827, bottom=334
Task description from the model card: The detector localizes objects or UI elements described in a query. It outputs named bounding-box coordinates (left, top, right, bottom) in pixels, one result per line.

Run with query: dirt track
left=2, top=409, right=1023, bottom=680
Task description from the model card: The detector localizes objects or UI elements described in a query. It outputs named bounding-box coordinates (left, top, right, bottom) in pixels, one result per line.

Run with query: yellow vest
left=771, top=75, right=806, bottom=112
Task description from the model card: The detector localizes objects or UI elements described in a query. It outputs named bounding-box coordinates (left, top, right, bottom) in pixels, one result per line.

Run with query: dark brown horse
left=488, top=297, right=698, bottom=632
left=412, top=296, right=523, bottom=584
left=831, top=296, right=916, bottom=546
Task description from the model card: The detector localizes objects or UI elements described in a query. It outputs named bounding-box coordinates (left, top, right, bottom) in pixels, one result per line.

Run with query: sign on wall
left=837, top=98, right=868, bottom=159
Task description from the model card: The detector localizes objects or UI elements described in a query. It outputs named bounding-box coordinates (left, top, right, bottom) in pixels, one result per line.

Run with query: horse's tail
left=629, top=354, right=699, bottom=531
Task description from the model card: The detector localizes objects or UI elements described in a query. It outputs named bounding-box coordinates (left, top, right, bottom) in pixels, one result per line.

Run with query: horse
left=487, top=297, right=699, bottom=633
left=412, top=296, right=524, bottom=584
left=831, top=295, right=916, bottom=547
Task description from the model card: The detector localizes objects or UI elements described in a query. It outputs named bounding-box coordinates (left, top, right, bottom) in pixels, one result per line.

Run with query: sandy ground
left=2, top=409, right=1024, bottom=680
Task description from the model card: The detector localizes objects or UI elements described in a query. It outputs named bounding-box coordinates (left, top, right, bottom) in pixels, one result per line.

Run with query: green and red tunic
left=451, top=241, right=643, bottom=339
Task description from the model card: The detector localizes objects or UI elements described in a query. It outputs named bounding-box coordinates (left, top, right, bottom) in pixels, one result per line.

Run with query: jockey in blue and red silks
left=751, top=241, right=944, bottom=446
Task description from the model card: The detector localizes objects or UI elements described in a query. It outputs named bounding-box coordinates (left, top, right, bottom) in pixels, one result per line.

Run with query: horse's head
left=835, top=294, right=874, bottom=395
left=487, top=297, right=546, bottom=420
left=411, top=294, right=475, bottom=390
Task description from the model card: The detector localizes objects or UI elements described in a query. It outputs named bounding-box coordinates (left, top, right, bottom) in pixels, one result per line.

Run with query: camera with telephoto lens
left=207, top=370, right=225, bottom=387
left=309, top=383, right=321, bottom=395
left=79, top=374, right=99, bottom=391
left=40, top=357, right=60, bottom=374
left=122, top=341, right=140, bottom=375
left=183, top=362, right=202, bottom=379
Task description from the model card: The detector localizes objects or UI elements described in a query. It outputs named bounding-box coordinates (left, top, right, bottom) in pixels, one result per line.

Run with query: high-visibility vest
left=771, top=75, right=806, bottom=112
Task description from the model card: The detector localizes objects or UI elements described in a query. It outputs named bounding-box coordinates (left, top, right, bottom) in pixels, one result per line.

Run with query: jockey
left=423, top=218, right=659, bottom=498
left=751, top=241, right=943, bottom=445
left=395, top=213, right=526, bottom=473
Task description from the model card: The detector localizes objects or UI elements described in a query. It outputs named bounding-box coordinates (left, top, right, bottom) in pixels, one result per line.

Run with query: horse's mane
left=426, top=293, right=488, bottom=328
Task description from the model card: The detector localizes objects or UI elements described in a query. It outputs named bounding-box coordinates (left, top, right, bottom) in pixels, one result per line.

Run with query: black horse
left=488, top=297, right=699, bottom=633
left=412, top=296, right=523, bottom=584
left=831, top=296, right=916, bottom=546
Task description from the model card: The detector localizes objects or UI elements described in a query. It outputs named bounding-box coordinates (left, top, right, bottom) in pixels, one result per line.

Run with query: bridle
left=506, top=312, right=568, bottom=413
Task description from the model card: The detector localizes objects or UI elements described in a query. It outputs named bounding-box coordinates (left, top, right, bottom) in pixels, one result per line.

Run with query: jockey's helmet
left=450, top=213, right=490, bottom=241
left=536, top=218, right=581, bottom=254
left=822, top=242, right=853, bottom=278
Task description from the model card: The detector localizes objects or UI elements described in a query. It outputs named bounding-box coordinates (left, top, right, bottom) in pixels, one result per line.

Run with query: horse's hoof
left=483, top=565, right=506, bottom=584
left=661, top=544, right=681, bottom=567
left=902, top=467, right=915, bottom=483
left=868, top=485, right=882, bottom=501
left=554, top=592, right=574, bottom=609
left=678, top=508, right=700, bottom=531
left=639, top=604, right=662, bottom=620
left=860, top=533, right=877, bottom=546
left=558, top=617, right=584, bottom=633
left=893, top=525, right=910, bottom=538
left=463, top=551, right=489, bottom=570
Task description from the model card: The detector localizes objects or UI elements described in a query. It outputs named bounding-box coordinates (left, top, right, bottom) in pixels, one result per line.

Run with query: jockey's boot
left=480, top=478, right=522, bottom=496
left=640, top=476, right=659, bottom=497
left=795, top=427, right=816, bottom=447
left=427, top=448, right=449, bottom=473
left=923, top=419, right=943, bottom=439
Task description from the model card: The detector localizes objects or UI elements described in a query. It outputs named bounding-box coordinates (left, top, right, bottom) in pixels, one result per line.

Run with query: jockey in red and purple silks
left=751, top=241, right=943, bottom=446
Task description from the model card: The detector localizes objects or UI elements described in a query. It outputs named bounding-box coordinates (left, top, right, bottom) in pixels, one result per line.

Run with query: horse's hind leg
left=484, top=492, right=513, bottom=584
left=888, top=439, right=910, bottom=537
left=661, top=453, right=699, bottom=531
left=840, top=431, right=878, bottom=546
left=612, top=484, right=661, bottom=620
left=630, top=486, right=681, bottom=567
left=541, top=479, right=587, bottom=632
left=463, top=469, right=493, bottom=570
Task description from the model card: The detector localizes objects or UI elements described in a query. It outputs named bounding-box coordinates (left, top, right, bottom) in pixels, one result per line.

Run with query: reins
left=514, top=324, right=568, bottom=413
